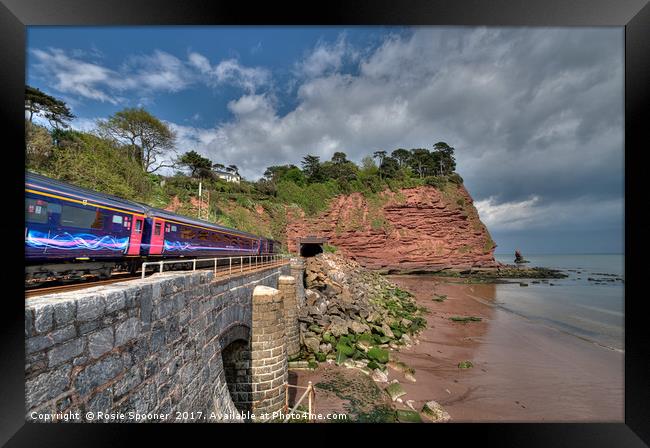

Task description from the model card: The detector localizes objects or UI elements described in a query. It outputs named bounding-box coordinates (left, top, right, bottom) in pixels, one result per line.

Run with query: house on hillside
left=214, top=169, right=241, bottom=184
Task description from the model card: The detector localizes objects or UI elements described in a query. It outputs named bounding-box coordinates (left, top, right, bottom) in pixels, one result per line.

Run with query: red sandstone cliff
left=286, top=184, right=498, bottom=272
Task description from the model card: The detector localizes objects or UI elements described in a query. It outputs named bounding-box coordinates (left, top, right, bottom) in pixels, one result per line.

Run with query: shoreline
left=385, top=275, right=623, bottom=422
left=289, top=274, right=623, bottom=422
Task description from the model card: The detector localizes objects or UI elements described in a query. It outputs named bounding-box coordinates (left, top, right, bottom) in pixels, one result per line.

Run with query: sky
left=26, top=26, right=624, bottom=255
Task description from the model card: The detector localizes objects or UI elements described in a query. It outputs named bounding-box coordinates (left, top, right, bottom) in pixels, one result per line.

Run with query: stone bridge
left=24, top=259, right=306, bottom=422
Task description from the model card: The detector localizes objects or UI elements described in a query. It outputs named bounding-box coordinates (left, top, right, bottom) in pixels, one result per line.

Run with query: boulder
left=304, top=337, right=321, bottom=354
left=342, top=358, right=356, bottom=369
left=380, top=323, right=395, bottom=338
left=305, top=288, right=320, bottom=305
left=329, top=321, right=349, bottom=337
left=356, top=340, right=372, bottom=352
left=385, top=382, right=407, bottom=401
left=421, top=401, right=451, bottom=423
left=396, top=409, right=422, bottom=423
left=366, top=312, right=380, bottom=323
left=348, top=320, right=370, bottom=334
left=367, top=347, right=389, bottom=364
left=371, top=368, right=388, bottom=383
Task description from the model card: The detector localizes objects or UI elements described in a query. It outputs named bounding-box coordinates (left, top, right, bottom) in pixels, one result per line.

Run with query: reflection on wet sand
left=387, top=275, right=623, bottom=422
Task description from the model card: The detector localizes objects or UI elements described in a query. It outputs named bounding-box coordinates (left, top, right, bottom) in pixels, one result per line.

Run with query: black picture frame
left=1, top=0, right=648, bottom=445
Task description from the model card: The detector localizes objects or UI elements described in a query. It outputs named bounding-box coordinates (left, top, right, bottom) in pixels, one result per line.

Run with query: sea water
left=492, top=254, right=624, bottom=351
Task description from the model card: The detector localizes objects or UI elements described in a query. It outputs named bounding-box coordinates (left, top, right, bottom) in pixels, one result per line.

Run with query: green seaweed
left=449, top=316, right=482, bottom=323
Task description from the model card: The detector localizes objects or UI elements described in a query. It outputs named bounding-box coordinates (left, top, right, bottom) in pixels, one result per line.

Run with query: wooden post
left=307, top=381, right=313, bottom=423
left=307, top=381, right=313, bottom=422
left=284, top=384, right=289, bottom=413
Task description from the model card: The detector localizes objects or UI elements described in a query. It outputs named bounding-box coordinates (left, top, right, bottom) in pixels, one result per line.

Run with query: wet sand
left=386, top=275, right=624, bottom=422
left=290, top=276, right=623, bottom=422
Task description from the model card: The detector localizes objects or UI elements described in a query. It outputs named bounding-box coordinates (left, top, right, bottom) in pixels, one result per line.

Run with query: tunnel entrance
left=222, top=339, right=252, bottom=413
left=300, top=243, right=323, bottom=257
left=297, top=236, right=327, bottom=258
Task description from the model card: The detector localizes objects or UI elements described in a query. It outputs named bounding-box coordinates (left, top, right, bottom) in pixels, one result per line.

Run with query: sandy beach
left=290, top=275, right=624, bottom=422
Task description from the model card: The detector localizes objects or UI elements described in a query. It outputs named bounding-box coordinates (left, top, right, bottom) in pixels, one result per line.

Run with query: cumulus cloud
left=188, top=52, right=270, bottom=93
left=124, top=50, right=193, bottom=93
left=295, top=34, right=359, bottom=78
left=30, top=48, right=130, bottom=104
left=30, top=47, right=270, bottom=104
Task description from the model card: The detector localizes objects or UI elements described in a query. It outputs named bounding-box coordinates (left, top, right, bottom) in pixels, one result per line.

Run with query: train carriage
left=25, top=172, right=148, bottom=281
left=141, top=208, right=263, bottom=258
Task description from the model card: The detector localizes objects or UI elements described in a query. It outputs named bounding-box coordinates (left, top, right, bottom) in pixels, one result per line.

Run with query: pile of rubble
left=293, top=253, right=427, bottom=373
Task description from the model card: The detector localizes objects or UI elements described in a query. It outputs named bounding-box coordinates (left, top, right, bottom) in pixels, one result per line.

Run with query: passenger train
left=25, top=172, right=281, bottom=284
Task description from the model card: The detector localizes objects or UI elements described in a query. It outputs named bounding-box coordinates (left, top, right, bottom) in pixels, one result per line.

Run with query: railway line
left=26, top=256, right=290, bottom=299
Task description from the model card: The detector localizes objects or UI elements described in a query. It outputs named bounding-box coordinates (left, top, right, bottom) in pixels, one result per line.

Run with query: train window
left=25, top=198, right=48, bottom=224
left=171, top=225, right=177, bottom=232
left=112, top=215, right=123, bottom=224
left=181, top=228, right=196, bottom=239
left=154, top=222, right=162, bottom=236
left=60, top=205, right=104, bottom=229
left=135, top=220, right=142, bottom=233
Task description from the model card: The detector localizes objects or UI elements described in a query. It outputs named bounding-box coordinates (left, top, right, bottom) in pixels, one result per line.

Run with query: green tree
left=321, top=157, right=358, bottom=184
left=409, top=148, right=434, bottom=178
left=432, top=141, right=456, bottom=175
left=301, top=154, right=323, bottom=183
left=178, top=150, right=214, bottom=178
left=331, top=151, right=349, bottom=165
left=255, top=178, right=277, bottom=196
left=263, top=164, right=305, bottom=185
left=97, top=107, right=177, bottom=173
left=373, top=150, right=387, bottom=180
left=391, top=148, right=411, bottom=169
left=282, top=166, right=307, bottom=185
left=25, top=85, right=75, bottom=129
left=380, top=156, right=400, bottom=179
left=360, top=156, right=378, bottom=174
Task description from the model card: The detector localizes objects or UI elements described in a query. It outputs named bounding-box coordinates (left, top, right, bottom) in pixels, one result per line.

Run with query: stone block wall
left=250, top=286, right=288, bottom=419
left=290, top=258, right=306, bottom=308
left=278, top=275, right=300, bottom=357
left=25, top=264, right=290, bottom=422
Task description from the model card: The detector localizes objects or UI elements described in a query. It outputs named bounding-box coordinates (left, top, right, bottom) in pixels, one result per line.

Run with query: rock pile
left=293, top=253, right=427, bottom=372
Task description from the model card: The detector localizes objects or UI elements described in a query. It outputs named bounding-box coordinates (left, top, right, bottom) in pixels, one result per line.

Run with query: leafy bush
left=448, top=172, right=464, bottom=184
left=424, top=176, right=447, bottom=189
left=276, top=180, right=340, bottom=216
left=323, top=243, right=338, bottom=253
left=48, top=132, right=157, bottom=202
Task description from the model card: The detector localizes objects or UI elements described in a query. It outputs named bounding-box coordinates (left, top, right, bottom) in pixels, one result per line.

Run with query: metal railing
left=140, top=253, right=290, bottom=280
